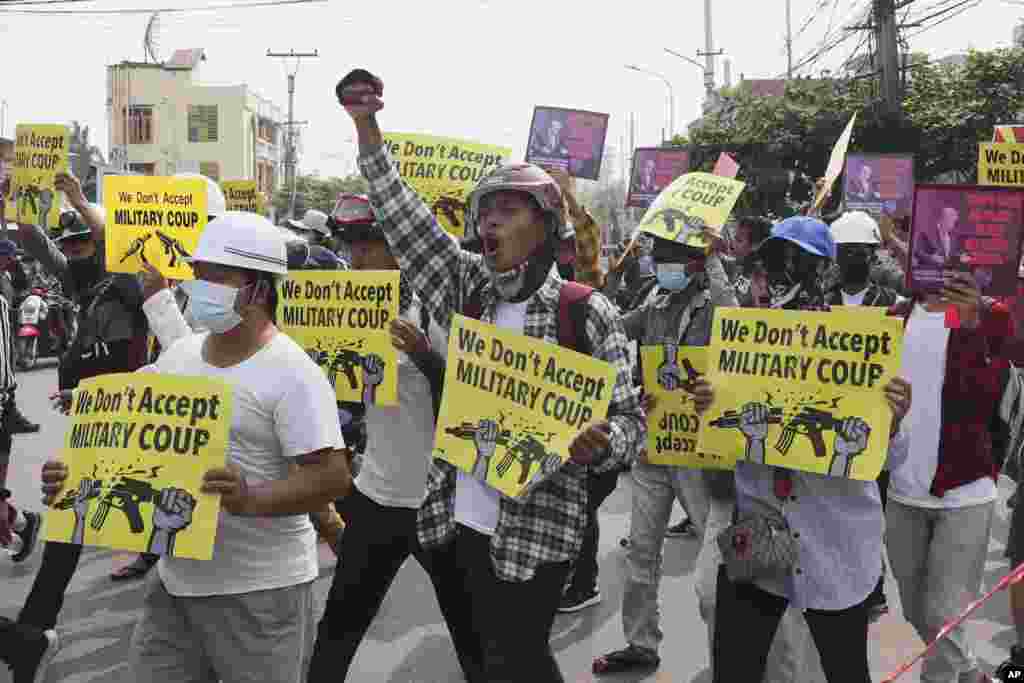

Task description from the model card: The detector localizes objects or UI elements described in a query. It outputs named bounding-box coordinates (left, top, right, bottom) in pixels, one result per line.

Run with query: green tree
left=272, top=173, right=369, bottom=220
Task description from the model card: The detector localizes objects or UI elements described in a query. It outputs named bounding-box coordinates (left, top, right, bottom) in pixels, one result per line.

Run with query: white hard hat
left=287, top=209, right=330, bottom=237
left=187, top=211, right=288, bottom=275
left=831, top=211, right=881, bottom=245
left=173, top=172, right=227, bottom=217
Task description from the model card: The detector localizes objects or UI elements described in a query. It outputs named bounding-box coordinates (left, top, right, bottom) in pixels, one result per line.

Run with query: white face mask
left=181, top=280, right=244, bottom=334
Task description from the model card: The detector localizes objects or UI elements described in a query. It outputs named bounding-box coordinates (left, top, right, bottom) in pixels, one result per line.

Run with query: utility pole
left=697, top=0, right=725, bottom=102
left=785, top=0, right=794, bottom=79
left=266, top=49, right=318, bottom=220
left=875, top=0, right=901, bottom=118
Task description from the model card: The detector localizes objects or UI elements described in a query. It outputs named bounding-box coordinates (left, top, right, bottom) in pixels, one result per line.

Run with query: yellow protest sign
left=3, top=124, right=70, bottom=231
left=979, top=143, right=1024, bottom=187
left=44, top=373, right=232, bottom=560
left=637, top=172, right=746, bottom=245
left=434, top=314, right=617, bottom=498
left=698, top=308, right=904, bottom=480
left=641, top=345, right=729, bottom=468
left=277, top=271, right=400, bottom=406
left=813, top=113, right=858, bottom=211
left=382, top=133, right=512, bottom=239
left=104, top=176, right=208, bottom=279
left=221, top=179, right=265, bottom=213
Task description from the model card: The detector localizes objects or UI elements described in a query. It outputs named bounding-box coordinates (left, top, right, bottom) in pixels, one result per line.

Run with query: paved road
left=0, top=363, right=1019, bottom=682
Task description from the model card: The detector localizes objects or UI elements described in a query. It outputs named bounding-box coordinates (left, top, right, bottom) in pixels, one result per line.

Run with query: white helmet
left=173, top=172, right=227, bottom=217
left=187, top=211, right=287, bottom=275
left=831, top=211, right=881, bottom=245
left=287, top=209, right=330, bottom=238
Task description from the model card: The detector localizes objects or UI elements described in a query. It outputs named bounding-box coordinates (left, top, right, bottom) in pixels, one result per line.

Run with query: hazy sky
left=0, top=0, right=1020, bottom=181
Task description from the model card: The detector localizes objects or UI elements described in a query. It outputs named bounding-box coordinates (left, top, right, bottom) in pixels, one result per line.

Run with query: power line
left=0, top=0, right=324, bottom=14
left=905, top=0, right=983, bottom=37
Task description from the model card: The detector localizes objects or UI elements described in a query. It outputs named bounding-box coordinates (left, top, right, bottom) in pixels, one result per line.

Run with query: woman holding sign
left=711, top=217, right=913, bottom=683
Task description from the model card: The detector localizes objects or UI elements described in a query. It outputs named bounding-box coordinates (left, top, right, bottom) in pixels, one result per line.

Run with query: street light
left=664, top=47, right=706, bottom=73
left=624, top=64, right=675, bottom=141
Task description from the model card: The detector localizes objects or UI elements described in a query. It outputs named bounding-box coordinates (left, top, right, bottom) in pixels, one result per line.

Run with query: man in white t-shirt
left=40, top=211, right=350, bottom=683
left=307, top=195, right=483, bottom=682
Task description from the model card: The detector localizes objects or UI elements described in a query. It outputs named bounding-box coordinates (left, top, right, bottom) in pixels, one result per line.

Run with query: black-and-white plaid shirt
left=359, top=146, right=645, bottom=582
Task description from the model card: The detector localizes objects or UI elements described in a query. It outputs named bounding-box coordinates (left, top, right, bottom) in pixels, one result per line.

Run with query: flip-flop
left=110, top=553, right=158, bottom=581
left=592, top=645, right=660, bottom=675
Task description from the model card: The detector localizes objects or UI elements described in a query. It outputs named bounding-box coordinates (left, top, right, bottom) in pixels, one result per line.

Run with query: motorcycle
left=16, top=288, right=72, bottom=370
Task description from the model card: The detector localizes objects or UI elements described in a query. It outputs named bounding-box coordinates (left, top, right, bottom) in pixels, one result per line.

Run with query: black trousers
left=712, top=565, right=871, bottom=683
left=18, top=541, right=83, bottom=630
left=307, top=487, right=484, bottom=682
left=566, top=467, right=620, bottom=594
left=457, top=525, right=573, bottom=683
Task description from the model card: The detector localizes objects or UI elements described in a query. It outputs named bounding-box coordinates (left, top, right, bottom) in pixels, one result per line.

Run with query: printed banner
left=713, top=152, right=739, bottom=179
left=844, top=154, right=914, bottom=218
left=44, top=373, right=232, bottom=560
left=698, top=308, right=904, bottom=481
left=434, top=314, right=616, bottom=498
left=104, top=176, right=208, bottom=280
left=813, top=113, right=857, bottom=211
left=221, top=179, right=265, bottom=213
left=908, top=184, right=1024, bottom=295
left=641, top=345, right=730, bottom=469
left=978, top=143, right=1024, bottom=187
left=277, top=271, right=400, bottom=406
left=526, top=106, right=609, bottom=181
left=994, top=124, right=1024, bottom=144
left=626, top=148, right=690, bottom=208
left=637, top=172, right=746, bottom=243
left=381, top=133, right=511, bottom=239
left=2, top=124, right=70, bottom=230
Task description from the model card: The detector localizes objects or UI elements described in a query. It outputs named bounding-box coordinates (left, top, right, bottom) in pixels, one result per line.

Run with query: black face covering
left=763, top=241, right=827, bottom=309
left=398, top=270, right=413, bottom=314
left=507, top=238, right=556, bottom=303
left=68, top=256, right=102, bottom=290
left=836, top=245, right=873, bottom=290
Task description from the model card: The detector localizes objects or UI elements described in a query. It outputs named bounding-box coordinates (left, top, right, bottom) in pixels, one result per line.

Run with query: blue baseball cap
left=760, top=216, right=836, bottom=260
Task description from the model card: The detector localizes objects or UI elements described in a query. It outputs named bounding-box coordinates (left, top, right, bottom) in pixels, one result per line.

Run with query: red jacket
left=889, top=299, right=1012, bottom=497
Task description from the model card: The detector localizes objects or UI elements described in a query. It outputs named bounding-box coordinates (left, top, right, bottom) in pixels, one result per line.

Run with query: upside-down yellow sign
left=221, top=179, right=265, bottom=213
left=641, top=345, right=730, bottom=469
left=3, top=124, right=70, bottom=231
left=276, top=271, right=400, bottom=406
left=104, top=176, right=208, bottom=280
left=44, top=373, right=232, bottom=560
left=637, top=172, right=745, bottom=245
left=382, top=133, right=512, bottom=239
left=434, top=314, right=616, bottom=499
left=698, top=308, right=904, bottom=480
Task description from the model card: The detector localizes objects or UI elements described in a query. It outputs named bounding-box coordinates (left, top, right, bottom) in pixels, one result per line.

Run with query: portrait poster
left=525, top=106, right=609, bottom=181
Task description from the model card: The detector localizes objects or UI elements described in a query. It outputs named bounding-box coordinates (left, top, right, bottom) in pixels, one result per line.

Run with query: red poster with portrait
left=625, top=147, right=691, bottom=208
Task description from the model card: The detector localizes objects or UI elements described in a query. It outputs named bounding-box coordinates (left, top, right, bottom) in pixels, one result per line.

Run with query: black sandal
left=592, top=645, right=660, bottom=675
left=110, top=553, right=158, bottom=581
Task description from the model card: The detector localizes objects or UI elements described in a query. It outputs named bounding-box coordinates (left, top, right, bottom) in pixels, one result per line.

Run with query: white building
left=106, top=48, right=283, bottom=197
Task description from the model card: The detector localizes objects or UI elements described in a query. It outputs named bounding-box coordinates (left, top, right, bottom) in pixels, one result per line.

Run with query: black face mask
left=68, top=257, right=101, bottom=289
left=836, top=246, right=874, bottom=290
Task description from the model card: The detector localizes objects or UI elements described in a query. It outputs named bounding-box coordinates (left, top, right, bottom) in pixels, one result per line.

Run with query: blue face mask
left=181, top=280, right=244, bottom=334
left=656, top=262, right=691, bottom=291
left=638, top=255, right=654, bottom=275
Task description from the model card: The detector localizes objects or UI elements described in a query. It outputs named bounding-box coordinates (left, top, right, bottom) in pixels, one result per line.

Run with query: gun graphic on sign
left=444, top=422, right=513, bottom=446
left=709, top=407, right=784, bottom=429
left=55, top=479, right=102, bottom=510
left=155, top=231, right=192, bottom=269
left=494, top=434, right=562, bottom=485
left=776, top=407, right=841, bottom=459
left=91, top=478, right=158, bottom=533
left=120, top=234, right=152, bottom=264
left=329, top=350, right=364, bottom=391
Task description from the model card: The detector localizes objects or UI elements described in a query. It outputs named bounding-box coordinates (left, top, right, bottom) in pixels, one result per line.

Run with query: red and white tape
left=882, top=561, right=1024, bottom=682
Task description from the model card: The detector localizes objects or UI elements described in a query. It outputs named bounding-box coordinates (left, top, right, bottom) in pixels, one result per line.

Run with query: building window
left=199, top=162, right=220, bottom=182
left=129, top=162, right=156, bottom=175
left=257, top=161, right=275, bottom=195
left=123, top=106, right=154, bottom=144
left=188, top=105, right=218, bottom=143
left=258, top=118, right=276, bottom=145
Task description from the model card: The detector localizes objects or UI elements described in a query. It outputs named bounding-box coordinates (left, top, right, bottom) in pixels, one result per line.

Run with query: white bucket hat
left=287, top=209, right=330, bottom=237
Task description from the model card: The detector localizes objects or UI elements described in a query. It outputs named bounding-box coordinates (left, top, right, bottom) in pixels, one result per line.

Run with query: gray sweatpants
left=886, top=499, right=995, bottom=683
left=621, top=460, right=710, bottom=653
left=131, top=572, right=315, bottom=683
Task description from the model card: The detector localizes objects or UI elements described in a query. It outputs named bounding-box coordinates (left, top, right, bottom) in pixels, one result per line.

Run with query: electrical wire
left=905, top=0, right=984, bottom=37
left=0, top=0, right=325, bottom=14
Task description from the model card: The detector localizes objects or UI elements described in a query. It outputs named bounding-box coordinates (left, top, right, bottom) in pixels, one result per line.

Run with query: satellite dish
left=144, top=12, right=161, bottom=64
